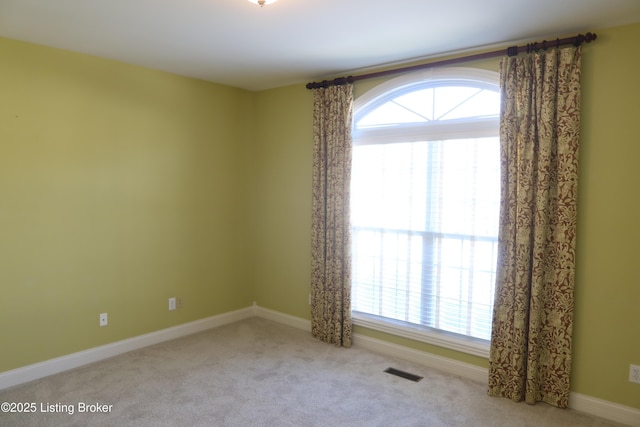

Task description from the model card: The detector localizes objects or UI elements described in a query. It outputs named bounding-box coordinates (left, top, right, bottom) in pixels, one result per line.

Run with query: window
left=350, top=68, right=500, bottom=357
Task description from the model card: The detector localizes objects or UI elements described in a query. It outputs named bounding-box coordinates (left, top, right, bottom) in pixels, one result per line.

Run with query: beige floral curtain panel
left=310, top=84, right=353, bottom=348
left=488, top=46, right=582, bottom=408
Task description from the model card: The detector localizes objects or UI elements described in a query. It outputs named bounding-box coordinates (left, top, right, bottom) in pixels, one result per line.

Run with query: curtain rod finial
left=575, top=32, right=598, bottom=46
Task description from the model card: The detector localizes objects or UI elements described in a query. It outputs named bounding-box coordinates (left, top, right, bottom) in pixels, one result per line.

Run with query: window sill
left=352, top=312, right=490, bottom=358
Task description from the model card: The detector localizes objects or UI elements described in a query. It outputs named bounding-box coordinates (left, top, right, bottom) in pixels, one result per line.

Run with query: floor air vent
left=384, top=367, right=423, bottom=382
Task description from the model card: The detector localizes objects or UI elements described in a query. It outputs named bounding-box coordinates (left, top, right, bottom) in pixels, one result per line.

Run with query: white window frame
left=351, top=67, right=500, bottom=358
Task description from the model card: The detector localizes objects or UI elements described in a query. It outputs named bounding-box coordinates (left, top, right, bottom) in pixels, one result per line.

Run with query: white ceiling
left=1, top=0, right=640, bottom=91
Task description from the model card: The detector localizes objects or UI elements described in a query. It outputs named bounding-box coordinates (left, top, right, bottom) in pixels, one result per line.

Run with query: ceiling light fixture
left=248, top=0, right=277, bottom=6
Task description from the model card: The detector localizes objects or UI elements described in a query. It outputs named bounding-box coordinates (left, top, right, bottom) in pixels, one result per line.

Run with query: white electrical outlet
left=630, top=364, right=640, bottom=384
left=99, top=313, right=108, bottom=327
left=169, top=297, right=176, bottom=311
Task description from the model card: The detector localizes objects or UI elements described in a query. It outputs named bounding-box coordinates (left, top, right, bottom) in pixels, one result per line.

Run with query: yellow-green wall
left=1, top=21, right=639, bottom=411
left=0, top=38, right=255, bottom=370
left=572, top=23, right=640, bottom=408
left=248, top=85, right=314, bottom=318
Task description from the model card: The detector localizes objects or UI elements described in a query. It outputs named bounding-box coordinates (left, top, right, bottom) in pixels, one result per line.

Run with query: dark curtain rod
left=306, top=32, right=597, bottom=90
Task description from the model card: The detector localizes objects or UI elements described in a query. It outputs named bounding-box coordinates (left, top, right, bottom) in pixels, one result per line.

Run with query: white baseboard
left=250, top=306, right=487, bottom=383
left=2, top=305, right=638, bottom=426
left=570, top=392, right=640, bottom=426
left=0, top=306, right=254, bottom=391
left=352, top=333, right=489, bottom=384
left=254, top=304, right=312, bottom=332
left=251, top=307, right=640, bottom=426
left=353, top=335, right=640, bottom=426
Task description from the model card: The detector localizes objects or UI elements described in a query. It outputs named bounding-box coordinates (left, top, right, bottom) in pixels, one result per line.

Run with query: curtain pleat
left=488, top=47, right=581, bottom=408
left=310, top=84, right=353, bottom=347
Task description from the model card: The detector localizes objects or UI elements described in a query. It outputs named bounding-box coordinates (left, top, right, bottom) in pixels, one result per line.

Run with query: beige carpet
left=0, top=318, right=624, bottom=426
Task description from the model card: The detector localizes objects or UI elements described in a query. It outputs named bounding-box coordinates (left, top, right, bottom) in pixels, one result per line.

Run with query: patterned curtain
left=488, top=46, right=582, bottom=408
left=310, top=84, right=353, bottom=347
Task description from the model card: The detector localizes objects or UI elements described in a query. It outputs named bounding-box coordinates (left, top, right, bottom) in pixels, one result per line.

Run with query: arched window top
left=353, top=67, right=500, bottom=144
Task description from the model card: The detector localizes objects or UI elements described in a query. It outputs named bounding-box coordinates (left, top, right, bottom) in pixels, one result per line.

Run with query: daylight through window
left=350, top=68, right=500, bottom=355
